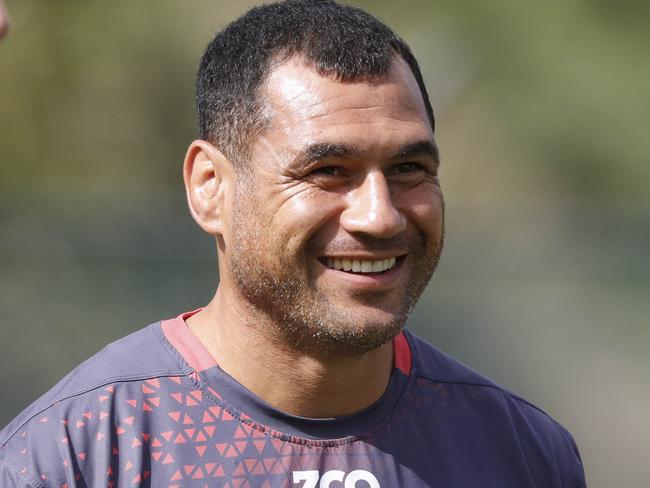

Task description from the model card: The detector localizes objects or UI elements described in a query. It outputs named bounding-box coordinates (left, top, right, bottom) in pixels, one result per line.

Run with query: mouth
left=316, top=254, right=406, bottom=289
left=319, top=255, right=405, bottom=275
left=319, top=254, right=406, bottom=285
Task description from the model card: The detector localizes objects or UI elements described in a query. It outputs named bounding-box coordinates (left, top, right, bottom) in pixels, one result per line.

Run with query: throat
left=189, top=287, right=395, bottom=418
left=252, top=342, right=395, bottom=418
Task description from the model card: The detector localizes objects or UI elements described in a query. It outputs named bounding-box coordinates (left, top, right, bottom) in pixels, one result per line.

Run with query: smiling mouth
left=322, top=256, right=399, bottom=274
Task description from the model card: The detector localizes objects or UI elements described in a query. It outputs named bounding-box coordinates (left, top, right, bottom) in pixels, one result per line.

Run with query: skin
left=183, top=55, right=444, bottom=418
left=0, top=0, right=8, bottom=39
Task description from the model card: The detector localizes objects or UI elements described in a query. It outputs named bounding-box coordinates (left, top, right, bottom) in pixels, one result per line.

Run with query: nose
left=340, top=171, right=407, bottom=238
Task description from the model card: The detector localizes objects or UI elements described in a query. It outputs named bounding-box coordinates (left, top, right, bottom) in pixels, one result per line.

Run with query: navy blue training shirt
left=0, top=311, right=586, bottom=487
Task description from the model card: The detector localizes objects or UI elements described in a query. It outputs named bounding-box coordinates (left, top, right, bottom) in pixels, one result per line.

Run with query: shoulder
left=406, top=329, right=560, bottom=413
left=404, top=329, right=576, bottom=438
left=0, top=321, right=192, bottom=487
left=0, top=321, right=188, bottom=451
left=403, top=330, right=585, bottom=485
left=405, top=329, right=506, bottom=386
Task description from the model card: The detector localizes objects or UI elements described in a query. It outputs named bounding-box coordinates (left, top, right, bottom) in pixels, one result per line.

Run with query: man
left=0, top=1, right=586, bottom=486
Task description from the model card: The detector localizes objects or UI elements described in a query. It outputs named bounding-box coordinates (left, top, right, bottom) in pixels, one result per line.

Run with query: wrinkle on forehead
left=262, top=55, right=430, bottom=133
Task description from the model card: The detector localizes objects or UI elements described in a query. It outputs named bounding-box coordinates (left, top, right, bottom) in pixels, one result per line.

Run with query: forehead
left=255, top=56, right=434, bottom=161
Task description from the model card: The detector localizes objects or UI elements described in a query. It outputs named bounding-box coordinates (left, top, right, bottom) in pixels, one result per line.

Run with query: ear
left=183, top=139, right=235, bottom=237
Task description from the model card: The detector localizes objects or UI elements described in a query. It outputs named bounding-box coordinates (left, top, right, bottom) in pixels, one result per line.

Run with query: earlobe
left=183, top=140, right=234, bottom=236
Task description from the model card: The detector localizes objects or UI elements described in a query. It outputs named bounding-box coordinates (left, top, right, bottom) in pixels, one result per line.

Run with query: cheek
left=271, top=191, right=345, bottom=251
left=402, top=189, right=444, bottom=236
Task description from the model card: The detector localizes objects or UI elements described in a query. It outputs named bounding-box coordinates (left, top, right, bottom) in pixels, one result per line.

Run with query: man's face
left=227, top=56, right=444, bottom=355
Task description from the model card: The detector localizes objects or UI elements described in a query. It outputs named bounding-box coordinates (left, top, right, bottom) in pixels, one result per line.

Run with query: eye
left=311, top=166, right=345, bottom=177
left=393, top=162, right=424, bottom=174
left=305, top=165, right=349, bottom=188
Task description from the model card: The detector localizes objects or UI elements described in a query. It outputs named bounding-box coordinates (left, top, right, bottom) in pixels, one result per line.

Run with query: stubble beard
left=228, top=192, right=443, bottom=356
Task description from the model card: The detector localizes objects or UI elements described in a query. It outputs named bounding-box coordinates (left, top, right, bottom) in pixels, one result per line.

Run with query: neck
left=186, top=286, right=395, bottom=418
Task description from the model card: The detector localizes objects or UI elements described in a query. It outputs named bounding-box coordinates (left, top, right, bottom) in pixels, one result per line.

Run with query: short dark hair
left=196, top=0, right=435, bottom=166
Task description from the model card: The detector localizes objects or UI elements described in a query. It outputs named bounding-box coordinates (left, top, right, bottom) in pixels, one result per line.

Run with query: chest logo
left=293, top=469, right=380, bottom=488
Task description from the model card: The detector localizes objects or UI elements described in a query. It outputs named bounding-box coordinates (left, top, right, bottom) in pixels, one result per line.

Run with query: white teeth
left=324, top=256, right=398, bottom=273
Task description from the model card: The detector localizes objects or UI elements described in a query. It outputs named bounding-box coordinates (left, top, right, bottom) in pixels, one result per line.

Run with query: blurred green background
left=1, top=1, right=648, bottom=486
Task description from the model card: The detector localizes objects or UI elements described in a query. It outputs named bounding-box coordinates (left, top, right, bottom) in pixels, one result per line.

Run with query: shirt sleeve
left=0, top=458, right=38, bottom=488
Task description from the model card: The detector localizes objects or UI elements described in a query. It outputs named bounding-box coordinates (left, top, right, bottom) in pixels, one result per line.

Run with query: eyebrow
left=287, top=139, right=440, bottom=171
left=289, top=142, right=355, bottom=170
left=394, top=140, right=440, bottom=166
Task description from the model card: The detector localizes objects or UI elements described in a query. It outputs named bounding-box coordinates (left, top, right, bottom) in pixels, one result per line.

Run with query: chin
left=297, top=312, right=406, bottom=356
